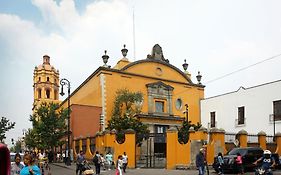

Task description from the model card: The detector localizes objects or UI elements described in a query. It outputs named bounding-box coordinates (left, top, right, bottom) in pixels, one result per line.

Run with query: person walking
left=76, top=151, right=85, bottom=175
left=105, top=151, right=113, bottom=170
left=116, top=155, right=123, bottom=175
left=122, top=152, right=128, bottom=173
left=20, top=153, right=41, bottom=175
left=217, top=152, right=224, bottom=175
left=196, top=148, right=205, bottom=175
left=11, top=153, right=24, bottom=175
left=100, top=154, right=106, bottom=170
left=62, top=152, right=66, bottom=164
left=93, top=151, right=102, bottom=175
left=235, top=152, right=243, bottom=175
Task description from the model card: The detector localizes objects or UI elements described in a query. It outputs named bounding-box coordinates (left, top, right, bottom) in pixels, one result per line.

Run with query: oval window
left=175, top=98, right=182, bottom=110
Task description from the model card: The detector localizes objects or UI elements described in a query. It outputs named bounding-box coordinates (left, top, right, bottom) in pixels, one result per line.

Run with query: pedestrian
left=20, top=153, right=41, bottom=175
left=11, top=153, right=24, bottom=175
left=57, top=152, right=61, bottom=162
left=62, top=152, right=66, bottom=164
left=0, top=143, right=10, bottom=175
left=236, top=152, right=243, bottom=175
left=116, top=155, right=123, bottom=175
left=100, top=154, right=106, bottom=170
left=93, top=151, right=102, bottom=175
left=105, top=151, right=113, bottom=170
left=122, top=152, right=128, bottom=173
left=76, top=150, right=85, bottom=175
left=48, top=150, right=54, bottom=163
left=217, top=152, right=224, bottom=175
left=196, top=148, right=205, bottom=175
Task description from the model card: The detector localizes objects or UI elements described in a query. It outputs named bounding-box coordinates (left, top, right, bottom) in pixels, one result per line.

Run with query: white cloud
left=2, top=0, right=281, bottom=146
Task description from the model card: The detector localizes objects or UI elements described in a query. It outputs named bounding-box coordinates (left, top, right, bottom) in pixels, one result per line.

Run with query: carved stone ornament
left=147, top=44, right=169, bottom=63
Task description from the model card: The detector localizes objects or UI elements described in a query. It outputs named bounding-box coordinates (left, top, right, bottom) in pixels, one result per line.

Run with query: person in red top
left=235, top=153, right=243, bottom=175
left=0, top=143, right=11, bottom=175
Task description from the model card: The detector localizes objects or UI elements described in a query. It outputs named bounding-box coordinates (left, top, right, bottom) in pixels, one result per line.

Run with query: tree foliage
left=178, top=120, right=202, bottom=144
left=9, top=140, right=21, bottom=153
left=27, top=102, right=68, bottom=150
left=0, top=116, right=15, bottom=143
left=107, top=89, right=149, bottom=145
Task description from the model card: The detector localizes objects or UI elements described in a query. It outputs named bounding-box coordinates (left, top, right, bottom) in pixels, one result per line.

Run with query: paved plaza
left=51, top=163, right=205, bottom=175
left=50, top=163, right=281, bottom=175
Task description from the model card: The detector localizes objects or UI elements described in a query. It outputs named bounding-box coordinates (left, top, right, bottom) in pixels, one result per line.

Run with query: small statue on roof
left=147, top=44, right=169, bottom=63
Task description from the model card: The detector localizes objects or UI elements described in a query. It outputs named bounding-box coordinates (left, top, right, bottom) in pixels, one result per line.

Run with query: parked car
left=213, top=147, right=263, bottom=173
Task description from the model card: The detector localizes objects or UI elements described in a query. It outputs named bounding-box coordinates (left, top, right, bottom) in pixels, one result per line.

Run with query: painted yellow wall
left=60, top=59, right=204, bottom=128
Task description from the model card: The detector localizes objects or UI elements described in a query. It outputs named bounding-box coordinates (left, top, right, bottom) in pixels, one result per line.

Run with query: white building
left=201, top=79, right=281, bottom=136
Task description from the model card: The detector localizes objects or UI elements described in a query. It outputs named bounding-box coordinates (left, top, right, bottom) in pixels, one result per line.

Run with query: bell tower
left=33, top=55, right=60, bottom=112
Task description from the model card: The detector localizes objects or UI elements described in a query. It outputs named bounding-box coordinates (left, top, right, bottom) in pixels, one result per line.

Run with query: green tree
left=28, top=102, right=68, bottom=150
left=0, top=117, right=15, bottom=143
left=14, top=140, right=22, bottom=153
left=178, top=120, right=202, bottom=144
left=24, top=128, right=38, bottom=150
left=107, top=89, right=149, bottom=145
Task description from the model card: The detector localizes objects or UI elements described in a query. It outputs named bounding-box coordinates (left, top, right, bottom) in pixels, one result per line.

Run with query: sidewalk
left=51, top=163, right=210, bottom=175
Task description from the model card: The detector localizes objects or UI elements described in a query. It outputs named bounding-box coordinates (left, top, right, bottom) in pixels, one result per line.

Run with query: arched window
left=46, top=89, right=50, bottom=99
left=47, top=77, right=50, bottom=82
left=38, top=89, right=41, bottom=99
left=38, top=77, right=41, bottom=82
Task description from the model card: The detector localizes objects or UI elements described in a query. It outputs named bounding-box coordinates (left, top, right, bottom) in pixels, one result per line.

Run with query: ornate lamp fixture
left=121, top=44, right=128, bottom=58
left=102, top=50, right=110, bottom=67
left=196, top=71, right=202, bottom=84
left=182, top=59, right=188, bottom=71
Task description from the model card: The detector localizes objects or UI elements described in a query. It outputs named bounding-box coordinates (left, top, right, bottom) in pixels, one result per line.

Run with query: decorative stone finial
left=125, top=129, right=135, bottom=134
left=258, top=131, right=266, bottom=136
left=198, top=126, right=208, bottom=132
left=196, top=71, right=202, bottom=84
left=167, top=126, right=178, bottom=132
left=182, top=59, right=188, bottom=71
left=147, top=44, right=169, bottom=63
left=110, top=129, right=117, bottom=134
left=121, top=44, right=128, bottom=58
left=237, top=129, right=248, bottom=135
left=189, top=127, right=195, bottom=132
left=102, top=50, right=110, bottom=67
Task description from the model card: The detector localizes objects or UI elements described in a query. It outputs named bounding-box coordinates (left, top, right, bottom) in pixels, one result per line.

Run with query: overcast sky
left=1, top=0, right=281, bottom=147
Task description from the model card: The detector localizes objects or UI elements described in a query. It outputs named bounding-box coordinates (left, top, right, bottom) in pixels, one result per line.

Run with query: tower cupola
left=33, top=55, right=60, bottom=112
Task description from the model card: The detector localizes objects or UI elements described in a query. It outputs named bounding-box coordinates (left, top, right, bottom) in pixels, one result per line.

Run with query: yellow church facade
left=60, top=44, right=204, bottom=135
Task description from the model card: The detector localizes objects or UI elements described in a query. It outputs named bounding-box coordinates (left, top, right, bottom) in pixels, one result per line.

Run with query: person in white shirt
left=11, top=153, right=24, bottom=175
left=116, top=155, right=123, bottom=175
left=122, top=152, right=128, bottom=173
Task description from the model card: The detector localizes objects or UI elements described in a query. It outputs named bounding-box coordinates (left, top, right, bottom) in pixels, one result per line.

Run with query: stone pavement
left=51, top=163, right=281, bottom=175
left=51, top=162, right=205, bottom=175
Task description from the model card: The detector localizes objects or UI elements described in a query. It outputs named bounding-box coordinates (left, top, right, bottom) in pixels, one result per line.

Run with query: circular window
left=155, top=67, right=163, bottom=76
left=175, top=98, right=183, bottom=110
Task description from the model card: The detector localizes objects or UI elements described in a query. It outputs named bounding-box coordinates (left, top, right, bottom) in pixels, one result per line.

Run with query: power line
left=172, top=52, right=281, bottom=97
left=205, top=52, right=281, bottom=84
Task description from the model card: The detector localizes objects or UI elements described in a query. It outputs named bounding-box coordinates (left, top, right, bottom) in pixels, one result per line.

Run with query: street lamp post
left=60, top=78, right=71, bottom=166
